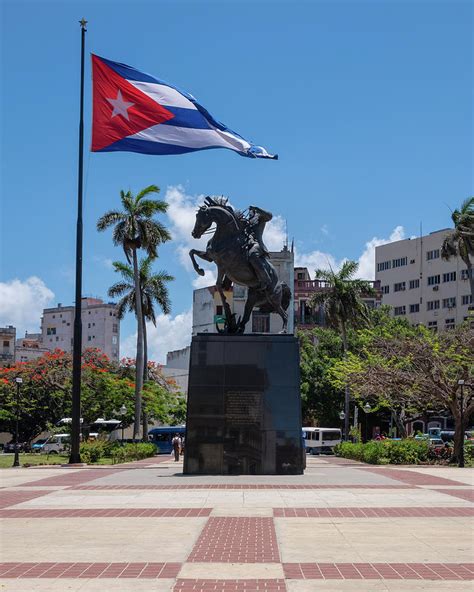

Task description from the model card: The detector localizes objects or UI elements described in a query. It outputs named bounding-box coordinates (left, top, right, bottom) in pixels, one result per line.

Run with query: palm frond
left=97, top=211, right=125, bottom=231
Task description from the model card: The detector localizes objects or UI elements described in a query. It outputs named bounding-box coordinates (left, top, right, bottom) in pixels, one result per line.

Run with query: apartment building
left=192, top=248, right=295, bottom=335
left=41, top=298, right=120, bottom=361
left=375, top=229, right=473, bottom=330
left=15, top=332, right=49, bottom=363
left=0, top=326, right=16, bottom=367
left=294, top=267, right=382, bottom=329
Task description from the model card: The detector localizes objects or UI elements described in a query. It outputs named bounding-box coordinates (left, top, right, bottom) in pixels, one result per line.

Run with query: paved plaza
left=0, top=455, right=473, bottom=591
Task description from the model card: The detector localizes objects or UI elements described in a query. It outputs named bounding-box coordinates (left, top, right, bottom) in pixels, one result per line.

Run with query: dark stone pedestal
left=183, top=334, right=304, bottom=475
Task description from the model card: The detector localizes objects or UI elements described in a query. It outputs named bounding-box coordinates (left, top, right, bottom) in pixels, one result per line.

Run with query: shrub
left=112, top=443, right=156, bottom=464
left=80, top=440, right=108, bottom=463
left=335, top=438, right=429, bottom=465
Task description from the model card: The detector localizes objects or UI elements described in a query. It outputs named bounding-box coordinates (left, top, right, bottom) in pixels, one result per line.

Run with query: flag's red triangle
left=92, top=55, right=175, bottom=151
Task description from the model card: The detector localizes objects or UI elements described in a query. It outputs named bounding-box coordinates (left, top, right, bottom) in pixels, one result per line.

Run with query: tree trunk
left=452, top=403, right=469, bottom=464
left=132, top=248, right=144, bottom=441
left=341, top=323, right=350, bottom=440
left=142, top=317, right=148, bottom=442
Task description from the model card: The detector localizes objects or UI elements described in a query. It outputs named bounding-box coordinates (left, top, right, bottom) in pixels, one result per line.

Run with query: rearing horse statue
left=189, top=198, right=291, bottom=334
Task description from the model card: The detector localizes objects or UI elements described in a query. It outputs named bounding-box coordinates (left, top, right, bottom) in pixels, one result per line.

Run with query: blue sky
left=1, top=0, right=472, bottom=361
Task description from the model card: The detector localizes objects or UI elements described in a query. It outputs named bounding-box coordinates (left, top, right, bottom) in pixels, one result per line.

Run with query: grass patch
left=0, top=453, right=69, bottom=468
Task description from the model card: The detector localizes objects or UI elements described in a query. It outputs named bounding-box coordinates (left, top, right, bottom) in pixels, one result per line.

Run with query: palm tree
left=109, top=257, right=174, bottom=438
left=310, top=260, right=375, bottom=439
left=441, top=197, right=474, bottom=301
left=97, top=185, right=171, bottom=439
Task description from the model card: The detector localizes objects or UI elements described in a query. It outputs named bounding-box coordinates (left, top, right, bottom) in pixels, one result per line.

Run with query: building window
left=46, top=327, right=56, bottom=336
left=2, top=340, right=9, bottom=348
left=88, top=323, right=91, bottom=329
left=377, top=260, right=392, bottom=272
left=394, top=282, right=406, bottom=292
left=112, top=336, right=118, bottom=345
left=381, top=285, right=389, bottom=294
left=462, top=294, right=473, bottom=305
left=426, top=249, right=440, bottom=261
left=394, top=306, right=406, bottom=316
left=392, top=257, right=407, bottom=269
left=428, top=321, right=438, bottom=332
left=443, top=271, right=456, bottom=283
left=297, top=272, right=305, bottom=280
left=461, top=269, right=473, bottom=280
left=252, top=312, right=270, bottom=333
left=409, top=279, right=420, bottom=289
left=112, top=324, right=118, bottom=333
left=409, top=304, right=420, bottom=313
left=88, top=336, right=92, bottom=342
left=427, top=300, right=440, bottom=311
left=427, top=275, right=440, bottom=286
left=52, top=315, right=55, bottom=319
left=56, top=336, right=59, bottom=342
left=445, top=318, right=455, bottom=329
left=67, top=323, right=70, bottom=326
left=442, top=297, right=456, bottom=309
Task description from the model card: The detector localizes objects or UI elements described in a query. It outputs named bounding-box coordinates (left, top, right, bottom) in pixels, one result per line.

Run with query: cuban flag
left=91, top=55, right=277, bottom=159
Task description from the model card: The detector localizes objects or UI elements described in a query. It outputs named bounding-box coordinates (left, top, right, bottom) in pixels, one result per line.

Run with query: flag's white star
left=106, top=90, right=134, bottom=121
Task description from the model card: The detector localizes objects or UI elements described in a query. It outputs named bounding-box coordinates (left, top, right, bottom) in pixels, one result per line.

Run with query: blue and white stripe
left=96, top=56, right=277, bottom=159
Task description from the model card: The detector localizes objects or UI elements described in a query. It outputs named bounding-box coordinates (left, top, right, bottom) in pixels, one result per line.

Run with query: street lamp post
left=457, top=380, right=465, bottom=468
left=119, top=404, right=127, bottom=444
left=339, top=411, right=346, bottom=441
left=363, top=402, right=371, bottom=443
left=13, top=377, right=22, bottom=468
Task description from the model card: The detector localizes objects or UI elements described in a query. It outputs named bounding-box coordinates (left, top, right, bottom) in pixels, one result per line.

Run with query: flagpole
left=69, top=18, right=87, bottom=464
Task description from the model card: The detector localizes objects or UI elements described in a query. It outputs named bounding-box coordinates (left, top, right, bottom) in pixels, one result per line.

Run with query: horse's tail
left=280, top=282, right=291, bottom=311
left=258, top=282, right=292, bottom=313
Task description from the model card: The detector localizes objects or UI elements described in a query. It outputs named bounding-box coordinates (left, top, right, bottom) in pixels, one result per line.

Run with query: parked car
left=31, top=438, right=48, bottom=452
left=3, top=441, right=30, bottom=453
left=41, top=434, right=71, bottom=454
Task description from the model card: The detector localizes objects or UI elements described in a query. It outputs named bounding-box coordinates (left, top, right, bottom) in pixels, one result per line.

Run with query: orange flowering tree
left=0, top=349, right=185, bottom=441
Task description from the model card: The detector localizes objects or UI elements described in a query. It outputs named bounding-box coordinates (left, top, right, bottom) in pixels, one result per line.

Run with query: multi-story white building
left=41, top=298, right=120, bottom=361
left=192, top=247, right=295, bottom=335
left=375, top=228, right=473, bottom=331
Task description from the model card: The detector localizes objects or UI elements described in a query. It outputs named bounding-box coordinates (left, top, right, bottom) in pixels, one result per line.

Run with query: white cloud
left=0, top=277, right=55, bottom=336
left=192, top=269, right=217, bottom=289
left=264, top=215, right=287, bottom=251
left=121, top=309, right=192, bottom=364
left=320, top=224, right=329, bottom=236
left=356, top=226, right=405, bottom=280
left=295, top=226, right=405, bottom=280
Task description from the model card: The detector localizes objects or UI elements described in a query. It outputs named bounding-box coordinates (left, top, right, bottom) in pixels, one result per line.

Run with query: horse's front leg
left=189, top=249, right=212, bottom=276
left=216, top=267, right=236, bottom=332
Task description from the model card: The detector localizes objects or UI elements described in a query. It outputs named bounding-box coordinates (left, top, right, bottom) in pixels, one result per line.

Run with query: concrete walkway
left=0, top=455, right=472, bottom=591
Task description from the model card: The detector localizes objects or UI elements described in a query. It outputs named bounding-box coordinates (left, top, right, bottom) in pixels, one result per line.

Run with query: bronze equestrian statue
left=189, top=197, right=291, bottom=334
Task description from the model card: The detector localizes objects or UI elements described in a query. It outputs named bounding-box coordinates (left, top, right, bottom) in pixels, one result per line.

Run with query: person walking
left=172, top=433, right=181, bottom=462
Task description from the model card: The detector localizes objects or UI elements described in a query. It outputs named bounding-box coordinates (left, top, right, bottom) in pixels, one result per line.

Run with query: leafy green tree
left=97, top=185, right=171, bottom=439
left=441, top=197, right=474, bottom=299
left=310, top=260, right=375, bottom=436
left=299, top=328, right=345, bottom=426
left=331, top=322, right=473, bottom=462
left=108, top=256, right=174, bottom=439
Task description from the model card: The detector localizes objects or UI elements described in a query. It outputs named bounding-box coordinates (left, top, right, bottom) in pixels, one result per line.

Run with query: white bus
left=302, top=427, right=342, bottom=455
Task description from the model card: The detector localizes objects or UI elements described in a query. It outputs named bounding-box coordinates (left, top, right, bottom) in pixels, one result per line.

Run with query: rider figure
left=245, top=205, right=273, bottom=290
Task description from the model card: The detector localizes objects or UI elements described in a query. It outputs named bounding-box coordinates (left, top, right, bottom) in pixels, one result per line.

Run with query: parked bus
left=302, top=427, right=342, bottom=455
left=148, top=425, right=185, bottom=455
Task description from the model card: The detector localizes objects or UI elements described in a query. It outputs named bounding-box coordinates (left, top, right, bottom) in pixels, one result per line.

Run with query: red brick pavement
left=282, top=563, right=474, bottom=580
left=359, top=467, right=465, bottom=486
left=0, top=562, right=182, bottom=578
left=0, top=489, right=53, bottom=509
left=71, top=483, right=414, bottom=490
left=188, top=517, right=280, bottom=563
left=21, top=468, right=120, bottom=487
left=174, top=580, right=287, bottom=591
left=273, top=507, right=474, bottom=518
left=430, top=488, right=474, bottom=502
left=0, top=507, right=212, bottom=518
